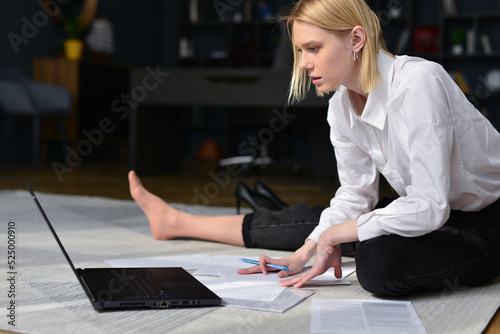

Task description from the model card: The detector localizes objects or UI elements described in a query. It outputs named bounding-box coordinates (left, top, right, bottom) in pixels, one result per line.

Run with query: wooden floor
left=0, top=159, right=498, bottom=333
left=0, top=159, right=342, bottom=208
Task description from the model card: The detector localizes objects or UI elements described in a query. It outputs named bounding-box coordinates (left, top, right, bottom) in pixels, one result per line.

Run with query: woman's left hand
left=279, top=219, right=358, bottom=288
left=279, top=236, right=342, bottom=288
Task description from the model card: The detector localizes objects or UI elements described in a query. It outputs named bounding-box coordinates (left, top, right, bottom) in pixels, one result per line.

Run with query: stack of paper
left=106, top=254, right=356, bottom=313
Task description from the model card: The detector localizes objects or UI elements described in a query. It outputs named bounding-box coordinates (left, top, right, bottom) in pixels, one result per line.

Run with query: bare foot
left=128, top=170, right=186, bottom=240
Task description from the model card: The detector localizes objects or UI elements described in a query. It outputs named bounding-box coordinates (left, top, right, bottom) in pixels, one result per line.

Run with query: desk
left=128, top=68, right=333, bottom=175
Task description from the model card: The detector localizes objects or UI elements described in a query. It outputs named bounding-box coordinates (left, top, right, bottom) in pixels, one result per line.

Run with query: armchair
left=0, top=66, right=72, bottom=167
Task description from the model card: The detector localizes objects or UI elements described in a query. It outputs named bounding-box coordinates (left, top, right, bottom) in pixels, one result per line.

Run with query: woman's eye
left=309, top=47, right=319, bottom=52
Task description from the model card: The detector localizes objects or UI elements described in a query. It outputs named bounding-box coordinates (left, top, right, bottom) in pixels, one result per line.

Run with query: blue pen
left=239, top=258, right=289, bottom=271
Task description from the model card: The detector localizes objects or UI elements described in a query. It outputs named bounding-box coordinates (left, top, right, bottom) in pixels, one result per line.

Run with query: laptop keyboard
left=102, top=269, right=170, bottom=300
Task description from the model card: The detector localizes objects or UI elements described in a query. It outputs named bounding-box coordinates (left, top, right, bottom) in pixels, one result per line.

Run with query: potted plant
left=61, top=15, right=86, bottom=60
left=40, top=0, right=99, bottom=60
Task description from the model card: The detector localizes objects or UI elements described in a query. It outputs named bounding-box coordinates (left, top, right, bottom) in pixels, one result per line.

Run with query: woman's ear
left=351, top=25, right=366, bottom=53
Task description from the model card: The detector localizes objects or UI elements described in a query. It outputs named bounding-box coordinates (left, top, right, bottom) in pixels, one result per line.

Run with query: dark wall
left=0, top=0, right=179, bottom=77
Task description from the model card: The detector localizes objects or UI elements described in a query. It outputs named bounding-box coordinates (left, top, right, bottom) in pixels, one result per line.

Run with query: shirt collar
left=348, top=51, right=395, bottom=130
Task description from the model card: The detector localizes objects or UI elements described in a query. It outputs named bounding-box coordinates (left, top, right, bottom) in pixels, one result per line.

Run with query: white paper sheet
left=303, top=268, right=353, bottom=286
left=194, top=275, right=314, bottom=312
left=310, top=299, right=428, bottom=334
left=194, top=274, right=285, bottom=302
left=224, top=289, right=315, bottom=313
left=217, top=266, right=353, bottom=286
left=201, top=254, right=253, bottom=275
left=216, top=255, right=355, bottom=286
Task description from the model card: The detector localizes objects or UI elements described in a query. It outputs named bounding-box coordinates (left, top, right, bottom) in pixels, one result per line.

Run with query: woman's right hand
left=237, top=239, right=317, bottom=278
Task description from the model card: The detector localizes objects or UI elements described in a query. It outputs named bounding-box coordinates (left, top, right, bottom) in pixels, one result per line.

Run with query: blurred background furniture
left=0, top=66, right=72, bottom=167
left=33, top=58, right=131, bottom=164
left=128, top=68, right=336, bottom=178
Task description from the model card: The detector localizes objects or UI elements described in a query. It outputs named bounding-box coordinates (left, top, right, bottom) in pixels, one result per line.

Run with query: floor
left=0, top=159, right=498, bottom=333
left=0, top=159, right=346, bottom=209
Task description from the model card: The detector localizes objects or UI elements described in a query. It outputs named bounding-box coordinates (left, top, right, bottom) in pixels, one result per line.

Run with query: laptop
left=26, top=182, right=221, bottom=312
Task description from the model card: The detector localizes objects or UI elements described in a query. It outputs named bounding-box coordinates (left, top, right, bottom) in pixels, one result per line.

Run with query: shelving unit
left=177, top=0, right=290, bottom=68
left=439, top=13, right=500, bottom=57
left=438, top=0, right=500, bottom=128
left=369, top=0, right=415, bottom=55
left=176, top=0, right=294, bottom=160
left=369, top=0, right=500, bottom=129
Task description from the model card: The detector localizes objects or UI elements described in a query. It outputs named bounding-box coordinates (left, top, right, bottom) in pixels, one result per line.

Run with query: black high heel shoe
left=235, top=181, right=273, bottom=214
left=254, top=181, right=289, bottom=210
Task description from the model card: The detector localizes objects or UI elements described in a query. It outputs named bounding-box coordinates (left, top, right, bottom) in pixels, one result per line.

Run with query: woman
left=129, top=0, right=500, bottom=296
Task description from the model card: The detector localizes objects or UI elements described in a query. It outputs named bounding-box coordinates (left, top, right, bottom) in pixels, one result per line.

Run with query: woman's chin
left=316, top=85, right=333, bottom=94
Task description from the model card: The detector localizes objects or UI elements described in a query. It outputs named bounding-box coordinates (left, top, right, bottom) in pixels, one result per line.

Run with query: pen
left=238, top=258, right=289, bottom=271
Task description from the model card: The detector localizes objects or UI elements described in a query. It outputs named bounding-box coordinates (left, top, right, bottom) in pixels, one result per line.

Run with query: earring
left=353, top=52, right=358, bottom=61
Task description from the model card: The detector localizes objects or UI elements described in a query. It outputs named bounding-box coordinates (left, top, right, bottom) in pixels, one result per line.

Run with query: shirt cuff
left=306, top=225, right=327, bottom=243
left=356, top=212, right=384, bottom=241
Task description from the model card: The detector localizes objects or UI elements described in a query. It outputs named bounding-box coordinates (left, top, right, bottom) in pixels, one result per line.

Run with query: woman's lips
left=311, top=76, right=321, bottom=85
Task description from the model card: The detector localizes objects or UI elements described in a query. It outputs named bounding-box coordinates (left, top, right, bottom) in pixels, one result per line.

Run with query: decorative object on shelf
left=449, top=71, right=471, bottom=94
left=388, top=2, right=403, bottom=19
left=213, top=0, right=248, bottom=22
left=466, top=29, right=476, bottom=55
left=189, top=0, right=199, bottom=24
left=85, top=16, right=115, bottom=60
left=413, top=26, right=439, bottom=53
left=258, top=1, right=273, bottom=21
left=60, top=14, right=88, bottom=60
left=443, top=0, right=457, bottom=16
left=451, top=28, right=465, bottom=55
left=179, top=36, right=194, bottom=59
left=196, top=137, right=224, bottom=171
left=62, top=36, right=84, bottom=60
left=481, top=34, right=493, bottom=55
left=484, top=69, right=500, bottom=93
left=396, top=28, right=411, bottom=54
left=40, top=0, right=99, bottom=60
left=244, top=0, right=253, bottom=23
left=233, top=10, right=243, bottom=23
left=211, top=50, right=228, bottom=60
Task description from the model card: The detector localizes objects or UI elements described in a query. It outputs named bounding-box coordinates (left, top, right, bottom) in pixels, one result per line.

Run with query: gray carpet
left=1, top=190, right=499, bottom=334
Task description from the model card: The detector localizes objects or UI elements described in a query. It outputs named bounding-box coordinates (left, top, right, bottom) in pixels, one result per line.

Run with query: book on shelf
left=396, top=29, right=411, bottom=54
left=449, top=71, right=472, bottom=94
left=481, top=34, right=492, bottom=55
left=466, top=29, right=475, bottom=55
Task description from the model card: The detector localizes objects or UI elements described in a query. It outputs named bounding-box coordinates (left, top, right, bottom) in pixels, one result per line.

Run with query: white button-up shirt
left=308, top=51, right=500, bottom=243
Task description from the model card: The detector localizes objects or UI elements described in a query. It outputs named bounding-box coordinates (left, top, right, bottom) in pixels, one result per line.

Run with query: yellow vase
left=64, top=39, right=84, bottom=60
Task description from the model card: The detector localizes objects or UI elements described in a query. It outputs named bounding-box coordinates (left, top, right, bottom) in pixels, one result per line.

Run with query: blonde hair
left=285, top=0, right=392, bottom=104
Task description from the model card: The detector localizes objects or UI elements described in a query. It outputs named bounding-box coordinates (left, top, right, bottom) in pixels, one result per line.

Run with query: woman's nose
left=299, top=54, right=311, bottom=71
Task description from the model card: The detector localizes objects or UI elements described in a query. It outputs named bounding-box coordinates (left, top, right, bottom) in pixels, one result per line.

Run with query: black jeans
left=241, top=198, right=500, bottom=296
